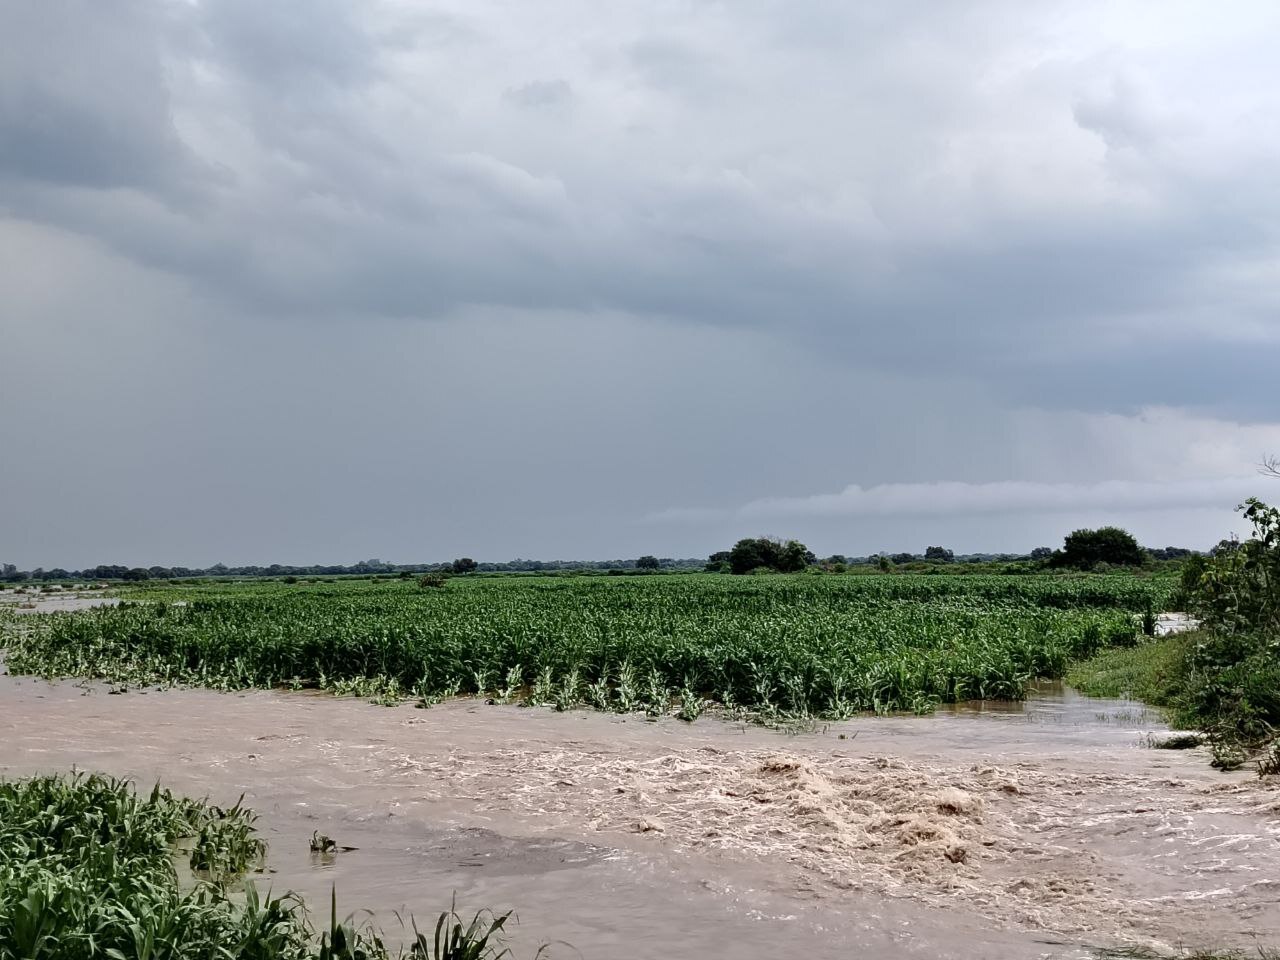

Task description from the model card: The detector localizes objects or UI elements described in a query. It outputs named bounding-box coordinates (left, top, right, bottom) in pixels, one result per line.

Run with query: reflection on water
left=937, top=681, right=1166, bottom=729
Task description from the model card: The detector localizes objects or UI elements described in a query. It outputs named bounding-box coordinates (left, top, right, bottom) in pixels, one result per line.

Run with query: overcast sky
left=3, top=0, right=1279, bottom=567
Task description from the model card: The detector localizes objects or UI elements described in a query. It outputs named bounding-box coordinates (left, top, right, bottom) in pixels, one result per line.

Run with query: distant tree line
left=702, top=528, right=1207, bottom=575
left=1, top=529, right=1210, bottom=584
left=0, top=556, right=707, bottom=583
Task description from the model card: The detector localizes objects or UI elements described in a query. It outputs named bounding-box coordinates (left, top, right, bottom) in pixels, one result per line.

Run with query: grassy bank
left=1069, top=627, right=1280, bottom=771
left=1065, top=631, right=1194, bottom=709
left=0, top=772, right=528, bottom=960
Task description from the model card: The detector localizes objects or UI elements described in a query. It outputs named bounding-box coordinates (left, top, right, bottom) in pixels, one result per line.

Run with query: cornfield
left=4, top=574, right=1166, bottom=718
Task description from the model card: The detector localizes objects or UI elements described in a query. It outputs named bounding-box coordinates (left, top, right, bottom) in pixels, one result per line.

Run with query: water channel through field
left=2, top=658, right=1277, bottom=960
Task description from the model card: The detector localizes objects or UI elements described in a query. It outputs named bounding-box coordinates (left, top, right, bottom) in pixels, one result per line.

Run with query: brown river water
left=0, top=604, right=1276, bottom=959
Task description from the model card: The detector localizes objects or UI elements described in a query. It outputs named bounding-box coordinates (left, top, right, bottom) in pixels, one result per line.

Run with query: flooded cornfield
left=2, top=667, right=1277, bottom=960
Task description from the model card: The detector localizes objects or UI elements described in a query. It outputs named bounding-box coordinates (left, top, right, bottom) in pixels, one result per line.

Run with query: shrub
left=1176, top=498, right=1280, bottom=752
left=1052, top=527, right=1144, bottom=570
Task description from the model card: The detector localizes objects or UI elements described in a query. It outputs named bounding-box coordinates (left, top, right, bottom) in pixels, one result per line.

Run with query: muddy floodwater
left=0, top=591, right=120, bottom=614
left=2, top=669, right=1277, bottom=959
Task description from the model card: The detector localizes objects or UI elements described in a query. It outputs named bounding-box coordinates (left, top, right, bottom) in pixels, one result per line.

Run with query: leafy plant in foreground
left=0, top=773, right=541, bottom=960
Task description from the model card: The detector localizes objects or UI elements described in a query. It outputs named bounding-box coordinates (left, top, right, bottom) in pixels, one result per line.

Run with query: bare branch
left=1262, top=455, right=1280, bottom=479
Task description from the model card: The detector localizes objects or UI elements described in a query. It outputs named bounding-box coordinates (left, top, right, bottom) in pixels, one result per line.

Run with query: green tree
left=726, top=537, right=814, bottom=575
left=1051, top=527, right=1144, bottom=570
left=1187, top=498, right=1280, bottom=637
left=1177, top=497, right=1280, bottom=751
left=450, top=558, right=478, bottom=574
left=777, top=540, right=816, bottom=572
left=705, top=551, right=732, bottom=573
left=635, top=555, right=660, bottom=570
left=924, top=546, right=954, bottom=563
left=727, top=538, right=770, bottom=574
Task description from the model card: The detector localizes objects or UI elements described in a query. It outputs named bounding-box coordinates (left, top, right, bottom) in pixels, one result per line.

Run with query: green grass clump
left=1065, top=632, right=1193, bottom=706
left=0, top=773, right=532, bottom=960
left=2, top=574, right=1160, bottom=720
left=0, top=772, right=327, bottom=959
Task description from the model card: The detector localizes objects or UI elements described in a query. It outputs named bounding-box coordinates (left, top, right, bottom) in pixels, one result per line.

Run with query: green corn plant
left=1, top=572, right=1169, bottom=728
left=527, top=667, right=555, bottom=707
left=676, top=686, right=703, bottom=722
left=615, top=661, right=640, bottom=713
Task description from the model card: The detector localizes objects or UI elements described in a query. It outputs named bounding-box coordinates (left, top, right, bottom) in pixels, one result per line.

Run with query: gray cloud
left=650, top=478, right=1264, bottom=524
left=2, top=1, right=1280, bottom=565
left=0, top=1, right=195, bottom=191
left=504, top=80, right=574, bottom=113
left=199, top=0, right=378, bottom=94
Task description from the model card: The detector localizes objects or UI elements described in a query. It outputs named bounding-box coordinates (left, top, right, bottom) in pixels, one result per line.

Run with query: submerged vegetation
left=0, top=772, right=534, bottom=960
left=3, top=574, right=1167, bottom=720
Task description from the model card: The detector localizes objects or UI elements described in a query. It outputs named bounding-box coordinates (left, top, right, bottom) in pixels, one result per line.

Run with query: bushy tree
left=726, top=537, right=815, bottom=575
left=924, top=546, right=954, bottom=563
left=778, top=540, right=816, bottom=572
left=1177, top=498, right=1280, bottom=750
left=1186, top=498, right=1279, bottom=637
left=705, top=551, right=732, bottom=573
left=727, top=538, right=769, bottom=574
left=450, top=557, right=478, bottom=574
left=635, top=555, right=660, bottom=570
left=1051, top=527, right=1144, bottom=570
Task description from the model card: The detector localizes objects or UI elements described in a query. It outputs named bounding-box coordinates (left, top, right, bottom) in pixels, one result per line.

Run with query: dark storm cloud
left=0, top=0, right=194, bottom=191
left=4, top=1, right=1276, bottom=403
left=3, top=0, right=1280, bottom=565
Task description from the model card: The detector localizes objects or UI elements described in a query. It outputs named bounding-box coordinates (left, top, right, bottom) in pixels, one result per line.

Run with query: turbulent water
left=2, top=662, right=1277, bottom=960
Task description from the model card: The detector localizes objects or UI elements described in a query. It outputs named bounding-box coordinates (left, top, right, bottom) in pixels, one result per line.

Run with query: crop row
left=4, top=575, right=1155, bottom=718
